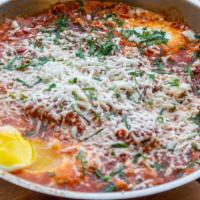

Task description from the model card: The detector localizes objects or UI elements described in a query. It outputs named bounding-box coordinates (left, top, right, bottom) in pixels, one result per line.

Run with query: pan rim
left=0, top=0, right=200, bottom=199
left=1, top=169, right=200, bottom=199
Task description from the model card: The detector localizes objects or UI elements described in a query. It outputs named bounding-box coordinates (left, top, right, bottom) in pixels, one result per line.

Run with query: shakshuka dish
left=0, top=0, right=199, bottom=193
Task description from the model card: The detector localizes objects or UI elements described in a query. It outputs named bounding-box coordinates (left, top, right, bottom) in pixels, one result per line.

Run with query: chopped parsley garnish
left=8, top=93, right=16, bottom=99
left=68, top=77, right=78, bottom=84
left=111, top=143, right=128, bottom=148
left=167, top=78, right=180, bottom=87
left=105, top=112, right=115, bottom=120
left=166, top=142, right=177, bottom=152
left=191, top=142, right=200, bottom=151
left=98, top=39, right=117, bottom=56
left=129, top=70, right=144, bottom=77
left=55, top=16, right=69, bottom=38
left=121, top=28, right=168, bottom=46
left=114, top=90, right=121, bottom=99
left=3, top=56, right=18, bottom=70
left=153, top=59, right=166, bottom=74
left=148, top=73, right=156, bottom=80
left=122, top=115, right=131, bottom=130
left=20, top=94, right=28, bottom=101
left=5, top=56, right=49, bottom=71
left=156, top=116, right=164, bottom=124
left=121, top=29, right=138, bottom=39
left=147, top=100, right=154, bottom=108
left=105, top=13, right=124, bottom=27
left=109, top=165, right=124, bottom=177
left=133, top=153, right=146, bottom=163
left=15, top=79, right=32, bottom=88
left=103, top=183, right=116, bottom=192
left=15, top=77, right=42, bottom=88
left=87, top=38, right=118, bottom=57
left=102, top=175, right=110, bottom=182
left=25, top=131, right=35, bottom=137
left=16, top=62, right=31, bottom=70
left=95, top=165, right=125, bottom=184
left=192, top=111, right=200, bottom=127
left=188, top=159, right=200, bottom=168
left=150, top=162, right=165, bottom=172
left=76, top=151, right=87, bottom=176
left=44, top=83, right=56, bottom=91
left=195, top=35, right=200, bottom=40
left=196, top=50, right=200, bottom=59
left=83, top=87, right=97, bottom=101
left=140, top=30, right=168, bottom=46
left=184, top=66, right=193, bottom=77
left=95, top=169, right=103, bottom=179
left=37, top=56, right=49, bottom=65
left=76, top=48, right=85, bottom=58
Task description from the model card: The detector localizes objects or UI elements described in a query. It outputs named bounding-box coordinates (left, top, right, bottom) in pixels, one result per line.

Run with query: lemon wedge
left=0, top=126, right=34, bottom=172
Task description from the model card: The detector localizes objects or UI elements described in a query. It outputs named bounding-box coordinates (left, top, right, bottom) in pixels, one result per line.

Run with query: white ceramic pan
left=0, top=0, right=200, bottom=199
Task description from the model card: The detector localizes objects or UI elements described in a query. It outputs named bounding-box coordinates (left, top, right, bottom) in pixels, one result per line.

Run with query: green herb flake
left=111, top=143, right=128, bottom=148
left=105, top=13, right=124, bottom=27
left=103, top=183, right=116, bottom=192
left=147, top=100, right=154, bottom=108
left=26, top=131, right=35, bottom=137
left=16, top=63, right=31, bottom=70
left=184, top=66, right=193, bottom=77
left=150, top=162, right=164, bottom=172
left=114, top=90, right=121, bottom=99
left=76, top=151, right=87, bottom=176
left=16, top=76, right=42, bottom=88
left=192, top=111, right=200, bottom=127
left=38, top=56, right=49, bottom=65
left=68, top=77, right=78, bottom=84
left=3, top=56, right=19, bottom=70
left=156, top=116, right=164, bottom=124
left=76, top=48, right=85, bottom=58
left=133, top=153, right=146, bottom=163
left=191, top=142, right=200, bottom=151
left=122, top=115, right=131, bottom=130
left=166, top=142, right=176, bottom=152
left=44, top=83, right=56, bottom=92
left=102, top=175, right=110, bottom=182
left=20, top=94, right=28, bottom=101
left=148, top=73, right=156, bottom=80
left=56, top=16, right=69, bottom=38
left=153, top=59, right=166, bottom=74
left=168, top=78, right=180, bottom=87
left=83, top=87, right=97, bottom=101
left=195, top=35, right=200, bottom=40
left=105, top=112, right=115, bottom=120
left=15, top=78, right=32, bottom=88
left=121, top=28, right=168, bottom=46
left=196, top=50, right=200, bottom=59
left=95, top=169, right=103, bottom=179
left=8, top=93, right=16, bottom=99
left=129, top=70, right=143, bottom=77
left=87, top=38, right=117, bottom=57
left=110, top=165, right=124, bottom=177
